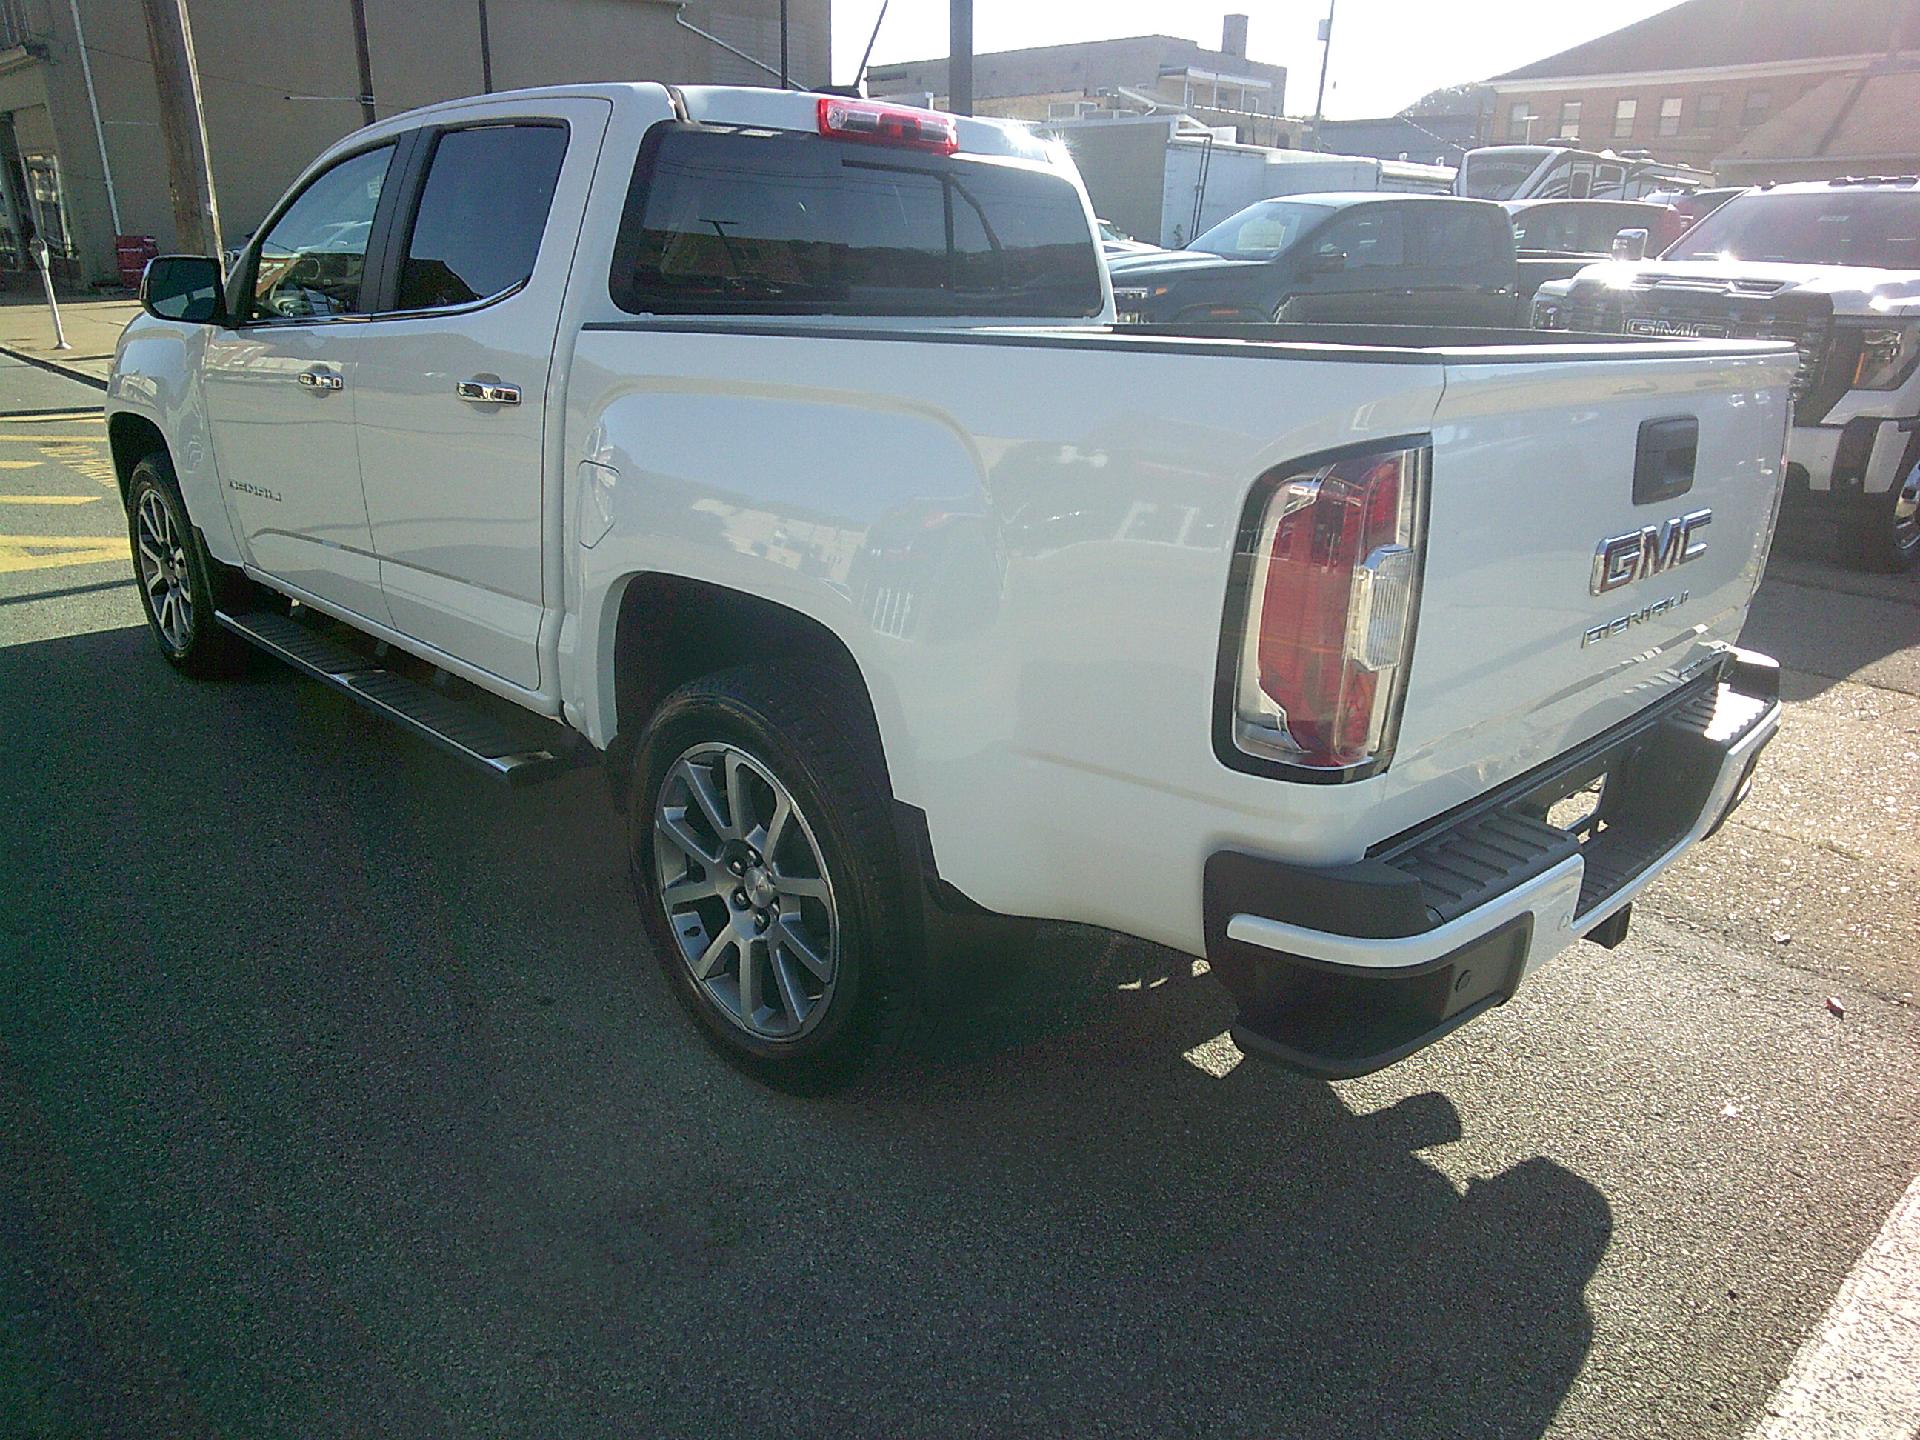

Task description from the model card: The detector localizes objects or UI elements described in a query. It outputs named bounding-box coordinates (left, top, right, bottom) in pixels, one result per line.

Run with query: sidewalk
left=0, top=291, right=138, bottom=390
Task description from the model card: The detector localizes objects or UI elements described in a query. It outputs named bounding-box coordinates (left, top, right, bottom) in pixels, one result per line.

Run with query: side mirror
left=1611, top=227, right=1649, bottom=263
left=140, top=255, right=226, bottom=324
left=1305, top=248, right=1349, bottom=275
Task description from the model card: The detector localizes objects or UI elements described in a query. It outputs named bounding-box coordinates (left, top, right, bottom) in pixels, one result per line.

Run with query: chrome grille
left=1565, top=281, right=1834, bottom=408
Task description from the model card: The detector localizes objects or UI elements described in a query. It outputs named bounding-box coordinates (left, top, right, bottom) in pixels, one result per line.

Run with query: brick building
left=1484, top=0, right=1920, bottom=173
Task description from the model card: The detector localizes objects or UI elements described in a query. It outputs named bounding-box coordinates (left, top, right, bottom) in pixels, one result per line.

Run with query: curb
left=0, top=340, right=109, bottom=394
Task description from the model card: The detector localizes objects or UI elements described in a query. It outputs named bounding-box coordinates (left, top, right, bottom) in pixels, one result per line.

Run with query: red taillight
left=1230, top=444, right=1425, bottom=772
left=817, top=96, right=959, bottom=154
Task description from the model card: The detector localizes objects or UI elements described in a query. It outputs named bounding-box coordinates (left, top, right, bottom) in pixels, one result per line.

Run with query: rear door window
left=609, top=126, right=1103, bottom=317
left=396, top=124, right=569, bottom=310
left=1417, top=204, right=1512, bottom=274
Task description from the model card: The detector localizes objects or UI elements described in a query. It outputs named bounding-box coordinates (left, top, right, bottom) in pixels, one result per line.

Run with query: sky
left=827, top=0, right=1684, bottom=119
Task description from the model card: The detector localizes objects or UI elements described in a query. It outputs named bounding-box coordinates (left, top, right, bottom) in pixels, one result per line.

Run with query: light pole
left=1309, top=0, right=1337, bottom=151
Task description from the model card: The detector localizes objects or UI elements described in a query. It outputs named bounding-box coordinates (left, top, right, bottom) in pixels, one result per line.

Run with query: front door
left=201, top=141, right=398, bottom=623
left=1279, top=204, right=1410, bottom=325
left=350, top=101, right=609, bottom=690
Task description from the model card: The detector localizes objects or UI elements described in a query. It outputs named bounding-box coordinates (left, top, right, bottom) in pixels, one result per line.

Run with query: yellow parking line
left=0, top=433, right=111, bottom=443
left=0, top=533, right=128, bottom=574
left=0, top=412, right=104, bottom=423
left=0, top=459, right=42, bottom=468
left=0, top=493, right=100, bottom=504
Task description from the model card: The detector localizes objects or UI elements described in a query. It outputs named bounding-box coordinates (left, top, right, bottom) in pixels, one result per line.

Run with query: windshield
left=1187, top=200, right=1333, bottom=260
left=1665, top=190, right=1920, bottom=268
left=1456, top=150, right=1546, bottom=199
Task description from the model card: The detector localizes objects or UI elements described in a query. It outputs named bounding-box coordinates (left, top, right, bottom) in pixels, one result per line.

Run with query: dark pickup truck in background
left=1505, top=198, right=1684, bottom=306
left=1109, top=193, right=1518, bottom=328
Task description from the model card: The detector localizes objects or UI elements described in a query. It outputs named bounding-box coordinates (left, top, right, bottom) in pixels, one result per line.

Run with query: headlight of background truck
left=1847, top=322, right=1920, bottom=390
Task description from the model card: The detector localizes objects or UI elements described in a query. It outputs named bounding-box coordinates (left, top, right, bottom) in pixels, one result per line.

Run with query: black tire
left=1839, top=447, right=1920, bottom=573
left=626, top=665, right=927, bottom=1093
left=125, top=452, right=252, bottom=677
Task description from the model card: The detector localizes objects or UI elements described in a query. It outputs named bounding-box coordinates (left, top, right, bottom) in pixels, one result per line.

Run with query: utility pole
left=1310, top=0, right=1337, bottom=151
left=778, top=0, right=789, bottom=88
left=138, top=0, right=222, bottom=257
left=949, top=0, right=973, bottom=116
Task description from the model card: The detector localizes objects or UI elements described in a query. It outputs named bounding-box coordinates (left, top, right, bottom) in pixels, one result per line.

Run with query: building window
left=1558, top=101, right=1581, bottom=139
left=1741, top=90, right=1771, bottom=128
left=1613, top=98, right=1637, bottom=139
left=1659, top=97, right=1683, bottom=137
left=1694, top=93, right=1722, bottom=131
left=1508, top=100, right=1529, bottom=139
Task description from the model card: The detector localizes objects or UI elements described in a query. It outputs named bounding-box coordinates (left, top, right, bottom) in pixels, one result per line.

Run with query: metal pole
left=1310, top=0, right=1337, bottom=151
left=778, top=0, right=789, bottom=88
left=33, top=239, right=70, bottom=350
left=348, top=0, right=377, bottom=125
left=949, top=0, right=972, bottom=116
left=137, top=0, right=223, bottom=257
left=68, top=0, right=122, bottom=235
left=477, top=0, right=493, bottom=91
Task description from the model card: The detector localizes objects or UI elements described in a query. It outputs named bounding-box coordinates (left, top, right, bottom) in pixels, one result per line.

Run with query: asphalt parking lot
left=1, top=353, right=1916, bottom=1439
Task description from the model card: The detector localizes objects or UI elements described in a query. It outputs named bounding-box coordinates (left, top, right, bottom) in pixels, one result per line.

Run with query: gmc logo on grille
left=1626, top=317, right=1730, bottom=339
left=1590, top=509, right=1713, bottom=594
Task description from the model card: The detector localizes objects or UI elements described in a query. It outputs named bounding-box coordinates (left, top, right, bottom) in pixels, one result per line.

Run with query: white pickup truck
left=1533, top=177, right=1920, bottom=572
left=110, top=84, right=1791, bottom=1090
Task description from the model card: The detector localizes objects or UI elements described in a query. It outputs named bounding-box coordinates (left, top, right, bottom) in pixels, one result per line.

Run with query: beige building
left=868, top=16, right=1291, bottom=149
left=0, top=0, right=828, bottom=288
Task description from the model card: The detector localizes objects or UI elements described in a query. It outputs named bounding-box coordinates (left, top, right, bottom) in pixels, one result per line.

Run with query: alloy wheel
left=653, top=742, right=839, bottom=1040
left=1893, top=461, right=1920, bottom=557
left=135, top=488, right=194, bottom=652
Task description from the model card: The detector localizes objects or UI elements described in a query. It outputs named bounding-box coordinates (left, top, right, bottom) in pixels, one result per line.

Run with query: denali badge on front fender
left=1590, top=509, right=1711, bottom=594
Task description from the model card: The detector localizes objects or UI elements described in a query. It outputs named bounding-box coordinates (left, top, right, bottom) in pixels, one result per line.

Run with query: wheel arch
left=604, top=572, right=895, bottom=812
left=107, top=411, right=169, bottom=506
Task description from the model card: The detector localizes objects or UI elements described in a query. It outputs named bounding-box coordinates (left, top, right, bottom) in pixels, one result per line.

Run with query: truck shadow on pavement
left=1, top=624, right=1611, bottom=1440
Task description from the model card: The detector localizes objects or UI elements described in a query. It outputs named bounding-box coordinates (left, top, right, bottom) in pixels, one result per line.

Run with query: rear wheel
left=628, top=665, right=927, bottom=1092
left=1840, top=447, right=1920, bottom=572
left=125, top=453, right=251, bottom=676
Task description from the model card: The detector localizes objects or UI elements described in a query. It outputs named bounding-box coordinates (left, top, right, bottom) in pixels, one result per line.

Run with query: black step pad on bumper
left=1207, top=656, right=1779, bottom=1078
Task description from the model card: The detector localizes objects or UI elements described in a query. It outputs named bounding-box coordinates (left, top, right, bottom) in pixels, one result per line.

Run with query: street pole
left=1310, top=0, right=1337, bottom=151
left=137, top=0, right=222, bottom=258
left=68, top=0, right=123, bottom=236
left=778, top=0, right=789, bottom=88
left=949, top=0, right=973, bottom=116
left=477, top=0, right=493, bottom=91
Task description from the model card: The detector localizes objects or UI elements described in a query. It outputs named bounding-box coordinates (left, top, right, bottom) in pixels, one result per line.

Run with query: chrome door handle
left=457, top=378, right=521, bottom=405
left=297, top=368, right=343, bottom=391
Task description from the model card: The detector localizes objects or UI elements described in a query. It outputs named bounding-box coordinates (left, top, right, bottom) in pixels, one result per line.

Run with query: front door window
left=247, top=145, right=395, bottom=321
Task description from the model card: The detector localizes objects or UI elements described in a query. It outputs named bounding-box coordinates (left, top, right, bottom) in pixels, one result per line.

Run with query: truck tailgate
left=1385, top=346, right=1794, bottom=814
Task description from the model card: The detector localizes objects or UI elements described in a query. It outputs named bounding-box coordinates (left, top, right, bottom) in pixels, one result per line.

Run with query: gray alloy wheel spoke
left=775, top=915, right=831, bottom=983
left=660, top=872, right=720, bottom=909
left=652, top=740, right=839, bottom=1041
left=771, top=949, right=810, bottom=1027
left=685, top=764, right=734, bottom=840
left=736, top=933, right=762, bottom=1018
left=657, top=808, right=722, bottom=869
left=690, top=925, right=735, bottom=982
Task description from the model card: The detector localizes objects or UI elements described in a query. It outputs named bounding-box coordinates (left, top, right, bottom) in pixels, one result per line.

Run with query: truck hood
left=1106, top=251, right=1267, bottom=282
left=1569, top=258, right=1920, bottom=315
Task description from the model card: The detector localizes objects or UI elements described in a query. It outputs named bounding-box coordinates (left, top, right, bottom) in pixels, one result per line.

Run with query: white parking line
left=1750, top=1168, right=1920, bottom=1439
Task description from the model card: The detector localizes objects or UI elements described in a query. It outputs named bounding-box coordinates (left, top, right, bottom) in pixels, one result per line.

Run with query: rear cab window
left=608, top=124, right=1103, bottom=318
left=1415, top=202, right=1514, bottom=275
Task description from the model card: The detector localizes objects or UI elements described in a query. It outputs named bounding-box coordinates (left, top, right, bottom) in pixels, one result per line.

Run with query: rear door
left=350, top=99, right=610, bottom=690
left=1404, top=201, right=1517, bottom=326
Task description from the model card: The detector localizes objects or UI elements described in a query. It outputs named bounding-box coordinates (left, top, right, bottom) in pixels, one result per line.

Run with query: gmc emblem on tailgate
left=1590, top=509, right=1712, bottom=594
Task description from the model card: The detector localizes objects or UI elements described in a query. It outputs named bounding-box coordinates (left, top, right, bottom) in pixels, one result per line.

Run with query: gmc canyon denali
left=110, top=84, right=1792, bottom=1090
left=1534, top=177, right=1920, bottom=571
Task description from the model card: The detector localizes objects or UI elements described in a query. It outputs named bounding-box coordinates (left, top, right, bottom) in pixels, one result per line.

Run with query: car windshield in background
left=610, top=127, right=1103, bottom=317
left=1665, top=191, right=1920, bottom=268
left=1187, top=200, right=1334, bottom=260
left=1456, top=153, right=1543, bottom=199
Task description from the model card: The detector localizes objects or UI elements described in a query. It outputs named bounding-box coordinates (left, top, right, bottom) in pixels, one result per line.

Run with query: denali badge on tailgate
left=1590, top=509, right=1712, bottom=595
